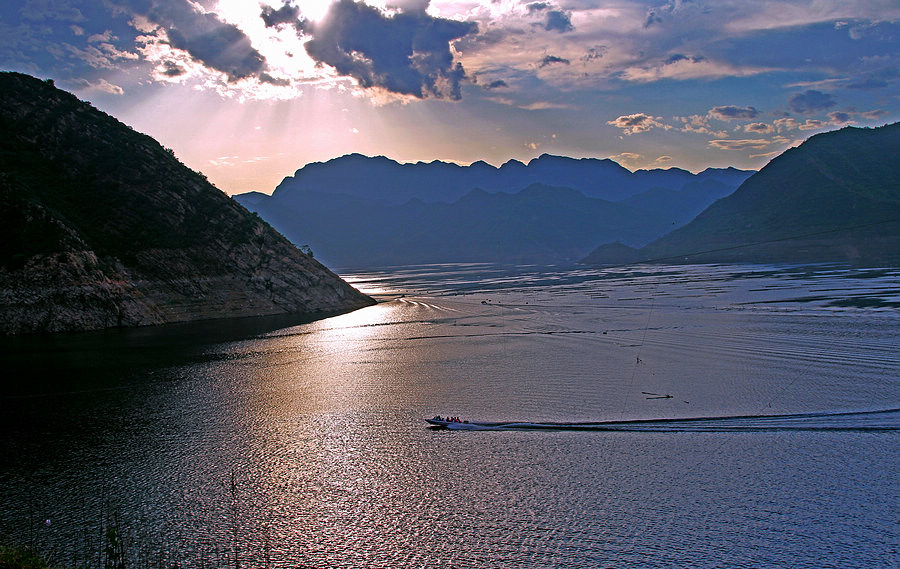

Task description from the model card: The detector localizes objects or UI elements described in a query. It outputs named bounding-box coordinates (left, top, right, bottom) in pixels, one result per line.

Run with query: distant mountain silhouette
left=237, top=154, right=751, bottom=267
left=583, top=123, right=900, bottom=266
left=0, top=72, right=373, bottom=334
left=270, top=152, right=750, bottom=204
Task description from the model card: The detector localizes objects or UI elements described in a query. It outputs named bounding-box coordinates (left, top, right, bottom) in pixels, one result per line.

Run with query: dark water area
left=1, top=263, right=898, bottom=568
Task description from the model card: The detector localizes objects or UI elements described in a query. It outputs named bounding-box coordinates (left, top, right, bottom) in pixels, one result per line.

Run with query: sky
left=2, top=1, right=899, bottom=195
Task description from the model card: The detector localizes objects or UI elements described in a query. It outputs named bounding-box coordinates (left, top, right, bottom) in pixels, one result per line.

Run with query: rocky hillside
left=583, top=123, right=900, bottom=267
left=0, top=72, right=374, bottom=334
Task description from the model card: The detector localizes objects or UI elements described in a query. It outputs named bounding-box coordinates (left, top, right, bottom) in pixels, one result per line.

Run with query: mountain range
left=236, top=155, right=753, bottom=266
left=0, top=72, right=374, bottom=335
left=583, top=123, right=900, bottom=266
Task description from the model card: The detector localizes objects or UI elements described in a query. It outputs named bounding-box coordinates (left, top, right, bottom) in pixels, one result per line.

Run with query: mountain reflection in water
left=1, top=263, right=898, bottom=568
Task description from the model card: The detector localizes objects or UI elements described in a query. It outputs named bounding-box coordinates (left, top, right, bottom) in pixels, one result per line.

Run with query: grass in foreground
left=0, top=546, right=55, bottom=569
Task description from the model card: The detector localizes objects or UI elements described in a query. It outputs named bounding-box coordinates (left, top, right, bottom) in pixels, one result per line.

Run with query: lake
left=1, top=263, right=898, bottom=568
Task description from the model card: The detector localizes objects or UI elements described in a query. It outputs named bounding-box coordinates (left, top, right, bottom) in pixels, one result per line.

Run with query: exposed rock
left=0, top=72, right=374, bottom=335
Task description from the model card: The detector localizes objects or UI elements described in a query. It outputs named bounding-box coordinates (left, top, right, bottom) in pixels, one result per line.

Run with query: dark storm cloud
left=665, top=53, right=704, bottom=65
left=260, top=3, right=303, bottom=29
left=788, top=89, right=836, bottom=114
left=544, top=10, right=574, bottom=33
left=526, top=3, right=551, bottom=14
left=302, top=0, right=477, bottom=100
left=644, top=10, right=663, bottom=28
left=165, top=14, right=265, bottom=81
left=524, top=2, right=573, bottom=33
left=539, top=55, right=570, bottom=67
left=112, top=0, right=268, bottom=81
left=485, top=79, right=508, bottom=89
left=581, top=46, right=606, bottom=63
left=709, top=105, right=760, bottom=120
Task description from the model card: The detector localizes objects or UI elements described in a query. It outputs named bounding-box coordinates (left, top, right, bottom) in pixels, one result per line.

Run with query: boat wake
left=429, top=408, right=900, bottom=432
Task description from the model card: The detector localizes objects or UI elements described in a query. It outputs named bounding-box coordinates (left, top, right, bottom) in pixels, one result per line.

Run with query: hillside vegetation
left=0, top=72, right=373, bottom=334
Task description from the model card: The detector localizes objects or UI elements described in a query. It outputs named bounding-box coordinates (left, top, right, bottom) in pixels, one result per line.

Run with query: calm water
left=1, top=263, right=898, bottom=568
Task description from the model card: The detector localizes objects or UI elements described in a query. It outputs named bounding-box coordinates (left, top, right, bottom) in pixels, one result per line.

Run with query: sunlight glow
left=216, top=0, right=319, bottom=81
left=298, top=0, right=336, bottom=23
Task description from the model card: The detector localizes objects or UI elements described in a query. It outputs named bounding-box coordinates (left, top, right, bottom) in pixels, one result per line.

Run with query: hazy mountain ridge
left=0, top=72, right=374, bottom=334
left=239, top=153, right=752, bottom=267
left=583, top=123, right=900, bottom=266
left=272, top=152, right=751, bottom=204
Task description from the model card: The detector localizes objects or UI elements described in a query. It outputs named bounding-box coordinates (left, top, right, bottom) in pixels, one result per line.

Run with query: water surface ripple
left=1, top=263, right=898, bottom=568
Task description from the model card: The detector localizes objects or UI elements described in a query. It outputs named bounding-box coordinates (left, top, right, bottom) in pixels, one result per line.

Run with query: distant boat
left=426, top=417, right=520, bottom=430
left=426, top=416, right=466, bottom=427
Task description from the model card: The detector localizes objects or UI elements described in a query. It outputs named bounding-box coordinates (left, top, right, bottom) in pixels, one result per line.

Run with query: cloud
left=66, top=37, right=140, bottom=69
left=539, top=55, right=570, bottom=68
left=581, top=46, right=606, bottom=63
left=665, top=53, right=704, bottom=65
left=744, top=122, right=774, bottom=133
left=111, top=0, right=269, bottom=82
left=787, top=89, right=836, bottom=114
left=608, top=113, right=667, bottom=135
left=524, top=2, right=573, bottom=33
left=387, top=0, right=431, bottom=13
left=709, top=105, right=760, bottom=120
left=87, top=30, right=116, bottom=44
left=847, top=66, right=899, bottom=90
left=159, top=60, right=186, bottom=77
left=163, top=13, right=266, bottom=81
left=519, top=100, right=575, bottom=110
left=708, top=138, right=776, bottom=150
left=774, top=116, right=851, bottom=131
left=299, top=0, right=477, bottom=100
left=19, top=0, right=84, bottom=22
left=544, top=10, right=574, bottom=33
left=860, top=109, right=889, bottom=119
left=644, top=10, right=663, bottom=28
left=72, top=76, right=125, bottom=95
left=612, top=152, right=642, bottom=167
left=526, top=3, right=551, bottom=14
left=621, top=56, right=769, bottom=83
left=773, top=117, right=800, bottom=131
left=828, top=111, right=852, bottom=123
left=677, top=115, right=729, bottom=137
left=260, top=3, right=304, bottom=29
left=847, top=76, right=888, bottom=90
left=797, top=119, right=828, bottom=130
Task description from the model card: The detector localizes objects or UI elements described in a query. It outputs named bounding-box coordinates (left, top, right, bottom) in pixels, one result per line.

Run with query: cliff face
left=0, top=72, right=374, bottom=334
